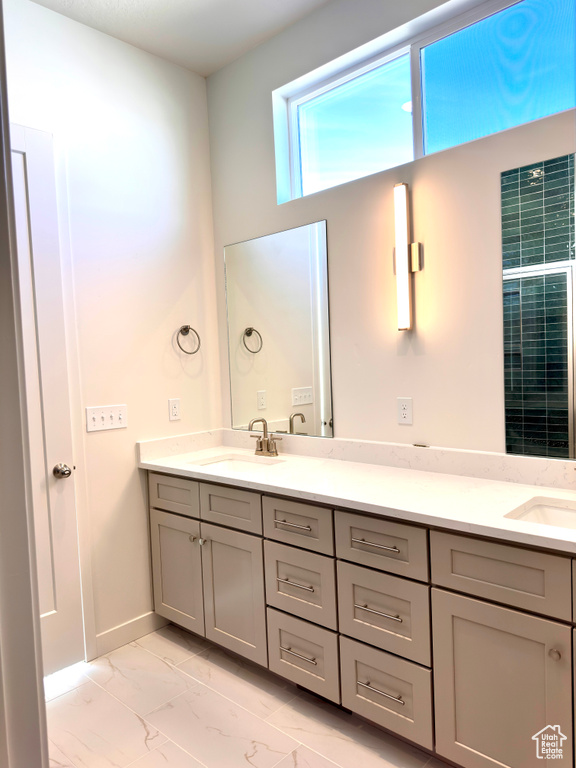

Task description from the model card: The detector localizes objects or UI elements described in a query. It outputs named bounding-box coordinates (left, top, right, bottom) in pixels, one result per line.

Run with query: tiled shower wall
left=502, top=154, right=575, bottom=458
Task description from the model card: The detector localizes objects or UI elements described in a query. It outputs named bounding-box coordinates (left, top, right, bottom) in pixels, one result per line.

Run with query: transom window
left=273, top=0, right=576, bottom=203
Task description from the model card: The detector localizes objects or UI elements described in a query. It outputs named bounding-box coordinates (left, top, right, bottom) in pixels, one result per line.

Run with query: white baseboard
left=93, top=611, right=168, bottom=659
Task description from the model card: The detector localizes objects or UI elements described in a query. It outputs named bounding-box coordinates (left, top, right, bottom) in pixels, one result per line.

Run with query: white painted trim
left=94, top=612, right=168, bottom=659
left=0, top=4, right=48, bottom=765
left=53, top=139, right=99, bottom=662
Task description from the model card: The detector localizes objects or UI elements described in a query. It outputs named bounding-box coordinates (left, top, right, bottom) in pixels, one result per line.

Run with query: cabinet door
left=150, top=508, right=204, bottom=635
left=201, top=522, right=267, bottom=666
left=433, top=588, right=573, bottom=768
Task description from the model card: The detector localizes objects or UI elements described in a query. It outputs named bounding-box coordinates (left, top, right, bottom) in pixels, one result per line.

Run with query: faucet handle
left=268, top=434, right=282, bottom=456
left=251, top=434, right=263, bottom=453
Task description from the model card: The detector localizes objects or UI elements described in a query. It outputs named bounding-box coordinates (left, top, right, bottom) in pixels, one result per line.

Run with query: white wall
left=207, top=0, right=576, bottom=454
left=4, top=0, right=220, bottom=654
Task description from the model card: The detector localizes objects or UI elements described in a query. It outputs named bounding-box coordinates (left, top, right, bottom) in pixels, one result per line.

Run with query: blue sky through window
left=298, top=53, right=413, bottom=196
left=421, top=0, right=576, bottom=154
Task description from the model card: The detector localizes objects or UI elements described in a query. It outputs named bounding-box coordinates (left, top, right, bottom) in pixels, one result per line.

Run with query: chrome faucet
left=248, top=417, right=282, bottom=457
left=289, top=412, right=306, bottom=434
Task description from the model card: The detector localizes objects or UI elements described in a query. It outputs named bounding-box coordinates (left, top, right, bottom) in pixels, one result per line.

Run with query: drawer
left=264, top=541, right=337, bottom=630
left=335, top=511, right=428, bottom=582
left=337, top=561, right=430, bottom=666
left=200, top=483, right=262, bottom=534
left=149, top=472, right=200, bottom=517
left=267, top=608, right=340, bottom=703
left=430, top=531, right=572, bottom=620
left=263, top=496, right=334, bottom=555
left=340, top=636, right=433, bottom=751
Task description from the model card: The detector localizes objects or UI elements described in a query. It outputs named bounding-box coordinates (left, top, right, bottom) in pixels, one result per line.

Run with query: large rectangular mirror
left=224, top=221, right=333, bottom=438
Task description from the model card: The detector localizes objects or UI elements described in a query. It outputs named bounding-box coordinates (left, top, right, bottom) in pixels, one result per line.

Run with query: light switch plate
left=292, top=387, right=313, bottom=406
left=86, top=405, right=127, bottom=432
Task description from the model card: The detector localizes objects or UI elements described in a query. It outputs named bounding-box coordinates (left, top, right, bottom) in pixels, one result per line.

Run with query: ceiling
left=30, top=0, right=334, bottom=76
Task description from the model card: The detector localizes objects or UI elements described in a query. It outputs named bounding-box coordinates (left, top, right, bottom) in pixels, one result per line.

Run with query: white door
left=11, top=125, right=84, bottom=675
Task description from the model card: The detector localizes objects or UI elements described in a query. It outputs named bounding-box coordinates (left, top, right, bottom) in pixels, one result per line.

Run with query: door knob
left=53, top=463, right=72, bottom=479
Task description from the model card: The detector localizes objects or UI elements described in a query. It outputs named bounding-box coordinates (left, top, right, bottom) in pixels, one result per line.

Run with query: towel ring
left=177, top=325, right=201, bottom=355
left=243, top=327, right=263, bottom=354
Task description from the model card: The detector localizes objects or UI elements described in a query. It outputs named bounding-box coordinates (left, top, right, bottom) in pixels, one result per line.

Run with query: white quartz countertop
left=139, top=445, right=576, bottom=556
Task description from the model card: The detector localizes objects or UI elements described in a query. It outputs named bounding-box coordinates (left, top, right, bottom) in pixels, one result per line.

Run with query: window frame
left=274, top=0, right=557, bottom=202
left=287, top=44, right=413, bottom=199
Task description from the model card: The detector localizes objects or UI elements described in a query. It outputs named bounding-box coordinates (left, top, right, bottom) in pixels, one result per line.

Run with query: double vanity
left=139, top=439, right=576, bottom=768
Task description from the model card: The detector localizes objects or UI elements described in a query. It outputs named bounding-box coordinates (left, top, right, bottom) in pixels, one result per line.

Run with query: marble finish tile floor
left=46, top=624, right=452, bottom=768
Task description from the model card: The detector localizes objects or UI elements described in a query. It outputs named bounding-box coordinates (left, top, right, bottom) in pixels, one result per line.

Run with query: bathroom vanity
left=140, top=443, right=576, bottom=768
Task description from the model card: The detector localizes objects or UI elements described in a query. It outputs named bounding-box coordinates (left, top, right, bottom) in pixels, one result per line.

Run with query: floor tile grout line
left=133, top=633, right=209, bottom=667
left=77, top=636, right=303, bottom=734
left=121, top=736, right=211, bottom=768
left=48, top=737, right=83, bottom=768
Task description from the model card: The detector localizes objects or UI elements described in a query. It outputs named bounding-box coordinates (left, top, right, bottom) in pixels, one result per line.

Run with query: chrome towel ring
left=243, top=327, right=263, bottom=353
left=177, top=325, right=201, bottom=355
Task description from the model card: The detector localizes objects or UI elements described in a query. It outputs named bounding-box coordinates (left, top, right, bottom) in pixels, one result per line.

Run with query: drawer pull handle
left=354, top=603, right=402, bottom=623
left=357, top=680, right=405, bottom=706
left=275, top=519, right=313, bottom=532
left=277, top=577, right=315, bottom=593
left=280, top=646, right=317, bottom=665
left=351, top=537, right=400, bottom=554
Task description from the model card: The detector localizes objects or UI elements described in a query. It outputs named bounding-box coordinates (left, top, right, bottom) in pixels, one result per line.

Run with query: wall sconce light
left=393, top=182, right=422, bottom=331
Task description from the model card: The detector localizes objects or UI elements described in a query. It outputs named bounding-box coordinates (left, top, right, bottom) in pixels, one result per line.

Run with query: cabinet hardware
left=280, top=646, right=317, bottom=665
left=354, top=603, right=402, bottom=622
left=357, top=680, right=405, bottom=705
left=549, top=648, right=562, bottom=661
left=351, top=537, right=400, bottom=553
left=275, top=519, right=312, bottom=532
left=277, top=576, right=314, bottom=592
left=189, top=535, right=196, bottom=543
left=198, top=538, right=208, bottom=546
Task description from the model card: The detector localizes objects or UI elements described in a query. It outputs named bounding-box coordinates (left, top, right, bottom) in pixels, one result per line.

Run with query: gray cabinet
left=149, top=508, right=204, bottom=634
left=200, top=483, right=262, bottom=534
left=340, top=635, right=433, bottom=750
left=150, top=498, right=267, bottom=666
left=267, top=607, right=340, bottom=702
left=264, top=540, right=337, bottom=630
left=432, top=588, right=573, bottom=768
left=201, top=522, right=267, bottom=666
left=337, top=560, right=431, bottom=665
left=149, top=470, right=576, bottom=768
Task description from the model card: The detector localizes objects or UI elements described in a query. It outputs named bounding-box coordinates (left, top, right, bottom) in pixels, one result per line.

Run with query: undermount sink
left=505, top=496, right=576, bottom=529
left=191, top=453, right=284, bottom=469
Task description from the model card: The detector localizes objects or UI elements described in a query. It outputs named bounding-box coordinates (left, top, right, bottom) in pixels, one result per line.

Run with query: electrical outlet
left=257, top=390, right=267, bottom=410
left=169, top=398, right=181, bottom=421
left=397, top=397, right=413, bottom=425
left=292, top=387, right=313, bottom=406
left=86, top=405, right=128, bottom=432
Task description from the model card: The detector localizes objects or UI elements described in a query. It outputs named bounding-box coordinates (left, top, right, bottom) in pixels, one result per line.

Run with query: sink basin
left=505, top=496, right=576, bottom=529
left=191, top=453, right=284, bottom=469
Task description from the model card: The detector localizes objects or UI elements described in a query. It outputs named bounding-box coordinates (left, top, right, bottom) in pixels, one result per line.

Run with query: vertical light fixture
left=393, top=182, right=422, bottom=331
